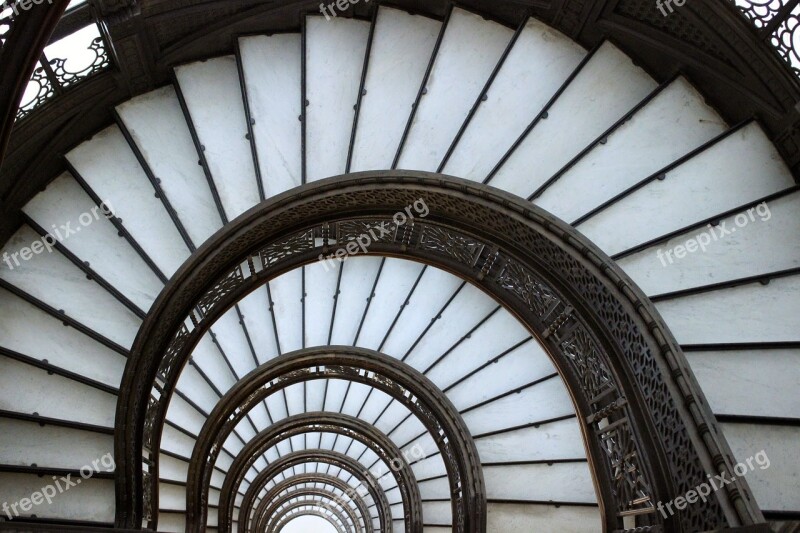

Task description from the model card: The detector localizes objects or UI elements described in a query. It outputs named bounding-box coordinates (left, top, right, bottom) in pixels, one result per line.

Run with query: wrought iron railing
left=16, top=29, right=109, bottom=120
left=733, top=0, right=800, bottom=75
left=2, top=1, right=109, bottom=122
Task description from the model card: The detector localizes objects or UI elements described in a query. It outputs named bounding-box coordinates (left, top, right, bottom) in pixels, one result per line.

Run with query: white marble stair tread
left=0, top=357, right=116, bottom=427
left=397, top=8, right=514, bottom=172
left=0, top=287, right=125, bottom=386
left=655, top=275, right=800, bottom=344
left=444, top=17, right=586, bottom=181
left=686, top=349, right=800, bottom=419
left=66, top=125, right=190, bottom=276
left=0, top=225, right=141, bottom=348
left=720, top=423, right=800, bottom=512
left=22, top=172, right=163, bottom=311
left=116, top=85, right=222, bottom=247
left=577, top=121, right=794, bottom=256
left=175, top=56, right=260, bottom=220
left=618, top=191, right=800, bottom=295
left=238, top=34, right=303, bottom=197
left=536, top=77, right=728, bottom=222
left=488, top=42, right=657, bottom=199
left=350, top=7, right=441, bottom=171
left=305, top=16, right=371, bottom=181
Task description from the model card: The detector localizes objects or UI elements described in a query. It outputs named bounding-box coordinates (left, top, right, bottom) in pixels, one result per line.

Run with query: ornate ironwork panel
left=118, top=174, right=755, bottom=533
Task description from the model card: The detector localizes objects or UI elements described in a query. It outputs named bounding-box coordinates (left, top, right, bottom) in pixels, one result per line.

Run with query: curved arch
left=257, top=474, right=373, bottom=533
left=258, top=491, right=359, bottom=533
left=118, top=172, right=751, bottom=532
left=238, top=450, right=391, bottom=533
left=217, top=412, right=422, bottom=532
left=188, top=348, right=477, bottom=533
left=273, top=509, right=347, bottom=533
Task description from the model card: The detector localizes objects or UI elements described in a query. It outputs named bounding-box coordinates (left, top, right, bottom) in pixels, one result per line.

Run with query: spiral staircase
left=0, top=1, right=799, bottom=532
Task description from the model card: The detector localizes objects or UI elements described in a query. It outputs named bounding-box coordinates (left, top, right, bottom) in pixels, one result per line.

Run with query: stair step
left=486, top=502, right=601, bottom=532
left=397, top=8, right=514, bottom=171
left=116, top=85, right=223, bottom=247
left=460, top=378, right=573, bottom=436
left=687, top=348, right=800, bottom=418
left=536, top=77, right=727, bottom=222
left=0, top=357, right=116, bottom=427
left=0, top=472, right=114, bottom=521
left=174, top=56, right=259, bottom=220
left=0, top=225, right=141, bottom=348
left=489, top=42, right=656, bottom=198
left=238, top=34, right=303, bottom=197
left=475, top=418, right=586, bottom=463
left=350, top=7, right=441, bottom=171
left=305, top=16, right=371, bottom=181
left=66, top=125, right=190, bottom=276
left=720, top=422, right=800, bottom=513
left=0, top=418, right=113, bottom=471
left=484, top=463, right=596, bottom=503
left=0, top=288, right=125, bottom=386
left=656, top=275, right=800, bottom=344
left=578, top=122, right=794, bottom=256
left=618, top=191, right=800, bottom=295
left=444, top=17, right=586, bottom=180
left=22, top=172, right=163, bottom=311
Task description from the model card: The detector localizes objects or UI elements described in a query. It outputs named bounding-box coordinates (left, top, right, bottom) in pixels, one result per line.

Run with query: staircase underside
left=0, top=2, right=799, bottom=533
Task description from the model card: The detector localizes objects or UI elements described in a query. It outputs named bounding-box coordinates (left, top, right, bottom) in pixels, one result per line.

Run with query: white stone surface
left=305, top=17, right=370, bottom=181
left=66, top=125, right=190, bottom=276
left=0, top=225, right=141, bottom=348
left=538, top=77, right=727, bottom=222
left=490, top=42, right=656, bottom=198
left=175, top=56, right=260, bottom=220
left=116, top=85, right=223, bottom=247
left=239, top=34, right=303, bottom=197
left=578, top=122, right=794, bottom=255
left=656, top=275, right=800, bottom=344
left=444, top=17, right=586, bottom=181
left=23, top=172, right=164, bottom=311
left=398, top=8, right=513, bottom=171
left=351, top=7, right=441, bottom=171
left=619, top=191, right=800, bottom=295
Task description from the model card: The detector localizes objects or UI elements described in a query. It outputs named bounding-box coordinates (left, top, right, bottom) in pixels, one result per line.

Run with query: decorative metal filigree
left=15, top=62, right=56, bottom=121
left=49, top=35, right=109, bottom=88
left=734, top=0, right=791, bottom=28
left=419, top=225, right=484, bottom=267
left=600, top=418, right=655, bottom=517
left=731, top=0, right=800, bottom=76
left=122, top=176, right=749, bottom=533
left=13, top=27, right=111, bottom=121
left=771, top=6, right=800, bottom=73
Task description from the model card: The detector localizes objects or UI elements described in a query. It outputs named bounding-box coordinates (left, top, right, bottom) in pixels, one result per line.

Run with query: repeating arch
left=256, top=474, right=374, bottom=533
left=188, top=349, right=479, bottom=532
left=118, top=172, right=747, bottom=532
left=273, top=509, right=348, bottom=533
left=258, top=491, right=359, bottom=533
left=237, top=450, right=391, bottom=533
left=273, top=508, right=348, bottom=533
left=217, top=412, right=422, bottom=532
